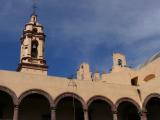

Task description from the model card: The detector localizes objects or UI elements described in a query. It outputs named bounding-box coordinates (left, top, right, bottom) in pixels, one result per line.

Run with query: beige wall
left=0, top=57, right=160, bottom=111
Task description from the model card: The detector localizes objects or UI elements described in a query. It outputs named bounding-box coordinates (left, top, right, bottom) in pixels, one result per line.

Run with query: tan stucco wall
left=0, top=57, right=160, bottom=110
left=0, top=70, right=140, bottom=107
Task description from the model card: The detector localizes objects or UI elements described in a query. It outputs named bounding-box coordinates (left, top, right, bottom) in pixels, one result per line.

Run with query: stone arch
left=54, top=92, right=86, bottom=109
left=144, top=74, right=155, bottom=82
left=18, top=89, right=54, bottom=120
left=116, top=97, right=141, bottom=120
left=142, top=93, right=160, bottom=111
left=116, top=97, right=141, bottom=110
left=18, top=89, right=54, bottom=107
left=55, top=92, right=86, bottom=120
left=0, top=85, right=18, bottom=105
left=87, top=95, right=115, bottom=120
left=87, top=95, right=115, bottom=111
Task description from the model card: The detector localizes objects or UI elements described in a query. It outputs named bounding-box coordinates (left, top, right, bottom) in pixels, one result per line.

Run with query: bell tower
left=17, top=12, right=48, bottom=75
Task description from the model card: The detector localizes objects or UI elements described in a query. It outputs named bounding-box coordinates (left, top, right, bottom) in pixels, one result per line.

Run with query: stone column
left=51, top=107, right=56, bottom=120
left=112, top=110, right=118, bottom=120
left=140, top=111, right=147, bottom=120
left=13, top=105, right=19, bottom=120
left=84, top=108, right=89, bottom=120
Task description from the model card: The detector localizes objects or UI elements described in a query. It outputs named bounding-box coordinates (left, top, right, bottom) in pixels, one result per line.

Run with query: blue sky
left=0, top=0, right=160, bottom=77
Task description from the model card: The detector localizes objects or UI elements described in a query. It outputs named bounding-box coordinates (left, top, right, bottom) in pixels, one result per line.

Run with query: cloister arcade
left=0, top=86, right=160, bottom=120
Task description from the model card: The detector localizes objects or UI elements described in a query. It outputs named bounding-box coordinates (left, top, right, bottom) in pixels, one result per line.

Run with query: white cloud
left=0, top=0, right=160, bottom=71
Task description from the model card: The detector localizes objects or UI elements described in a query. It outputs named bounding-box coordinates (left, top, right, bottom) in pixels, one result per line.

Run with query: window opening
left=131, top=77, right=138, bottom=86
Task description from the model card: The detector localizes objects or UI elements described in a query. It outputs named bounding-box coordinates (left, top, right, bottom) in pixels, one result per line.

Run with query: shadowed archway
left=87, top=96, right=114, bottom=120
left=143, top=94, right=160, bottom=120
left=116, top=98, right=140, bottom=120
left=18, top=89, right=54, bottom=120
left=0, top=86, right=18, bottom=119
left=55, top=92, right=85, bottom=120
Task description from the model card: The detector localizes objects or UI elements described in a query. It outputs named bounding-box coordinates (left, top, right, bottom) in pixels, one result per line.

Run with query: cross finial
left=32, top=0, right=38, bottom=15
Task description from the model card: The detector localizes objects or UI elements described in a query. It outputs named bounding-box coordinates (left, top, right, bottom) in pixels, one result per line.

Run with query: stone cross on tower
left=32, top=0, right=38, bottom=15
left=17, top=11, right=48, bottom=75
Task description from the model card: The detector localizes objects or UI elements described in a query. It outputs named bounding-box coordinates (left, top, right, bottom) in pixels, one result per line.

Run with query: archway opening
left=88, top=99, right=113, bottom=120
left=117, top=101, right=140, bottom=120
left=0, top=90, right=14, bottom=119
left=31, top=40, right=38, bottom=58
left=56, top=96, right=84, bottom=120
left=146, top=97, right=160, bottom=120
left=19, top=93, right=51, bottom=120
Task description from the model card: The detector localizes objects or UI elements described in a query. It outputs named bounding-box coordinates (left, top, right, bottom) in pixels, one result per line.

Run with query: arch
left=0, top=85, right=18, bottom=105
left=116, top=97, right=141, bottom=120
left=116, top=97, right=141, bottom=111
left=142, top=93, right=160, bottom=111
left=87, top=95, right=115, bottom=111
left=31, top=40, right=38, bottom=58
left=143, top=93, right=160, bottom=120
left=144, top=74, right=155, bottom=82
left=18, top=89, right=54, bottom=107
left=54, top=92, right=86, bottom=109
left=87, top=95, right=114, bottom=120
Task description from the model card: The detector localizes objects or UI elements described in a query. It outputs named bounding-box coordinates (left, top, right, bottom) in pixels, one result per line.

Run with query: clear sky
left=0, top=0, right=160, bottom=77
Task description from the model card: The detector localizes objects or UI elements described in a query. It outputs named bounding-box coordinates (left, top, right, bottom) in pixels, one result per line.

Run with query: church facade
left=0, top=12, right=160, bottom=120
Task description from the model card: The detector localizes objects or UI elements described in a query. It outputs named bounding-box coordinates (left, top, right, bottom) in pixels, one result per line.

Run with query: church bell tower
left=17, top=12, right=48, bottom=75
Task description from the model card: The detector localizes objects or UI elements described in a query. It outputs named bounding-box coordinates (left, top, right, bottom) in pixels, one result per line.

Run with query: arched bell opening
left=31, top=40, right=38, bottom=58
left=19, top=93, right=51, bottom=120
left=56, top=96, right=84, bottom=120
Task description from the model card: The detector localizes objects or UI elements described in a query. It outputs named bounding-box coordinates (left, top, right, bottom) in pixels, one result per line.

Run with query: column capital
left=14, top=105, right=19, bottom=109
left=13, top=105, right=19, bottom=120
left=51, top=106, right=56, bottom=111
left=139, top=110, right=147, bottom=116
left=112, top=110, right=118, bottom=114
left=139, top=110, right=147, bottom=120
left=83, top=108, right=88, bottom=112
left=112, top=110, right=118, bottom=120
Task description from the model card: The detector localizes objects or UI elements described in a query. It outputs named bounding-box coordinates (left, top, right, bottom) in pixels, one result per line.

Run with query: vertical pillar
left=51, top=107, right=56, bottom=120
left=13, top=105, right=19, bottom=120
left=112, top=110, right=118, bottom=120
left=140, top=110, right=147, bottom=120
left=84, top=108, right=89, bottom=120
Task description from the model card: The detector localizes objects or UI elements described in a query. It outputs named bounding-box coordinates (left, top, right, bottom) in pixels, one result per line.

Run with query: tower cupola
left=111, top=53, right=127, bottom=73
left=17, top=12, right=48, bottom=75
